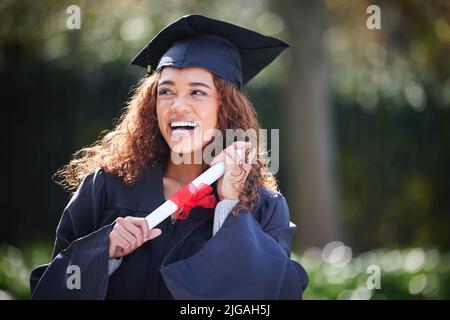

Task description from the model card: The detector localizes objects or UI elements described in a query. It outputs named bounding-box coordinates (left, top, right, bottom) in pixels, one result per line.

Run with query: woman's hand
left=210, top=141, right=257, bottom=201
left=109, top=216, right=161, bottom=259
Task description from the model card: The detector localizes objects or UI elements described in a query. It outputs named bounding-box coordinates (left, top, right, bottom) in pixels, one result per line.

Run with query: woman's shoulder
left=78, top=163, right=164, bottom=209
left=89, top=163, right=164, bottom=187
left=258, top=186, right=287, bottom=206
left=248, top=186, right=291, bottom=230
left=253, top=186, right=289, bottom=215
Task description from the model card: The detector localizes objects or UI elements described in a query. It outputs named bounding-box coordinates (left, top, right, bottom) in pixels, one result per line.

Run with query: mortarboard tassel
left=144, top=64, right=152, bottom=78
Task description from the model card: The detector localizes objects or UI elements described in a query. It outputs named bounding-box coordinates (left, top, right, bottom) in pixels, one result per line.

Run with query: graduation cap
left=130, top=14, right=289, bottom=89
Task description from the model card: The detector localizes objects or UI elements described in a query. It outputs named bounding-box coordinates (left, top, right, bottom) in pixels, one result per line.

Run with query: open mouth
left=169, top=121, right=199, bottom=138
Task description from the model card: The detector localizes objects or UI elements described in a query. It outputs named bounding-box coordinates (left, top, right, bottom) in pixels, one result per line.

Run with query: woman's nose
left=170, top=96, right=191, bottom=113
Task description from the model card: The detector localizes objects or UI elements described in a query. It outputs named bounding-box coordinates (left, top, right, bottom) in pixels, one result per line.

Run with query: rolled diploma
left=145, top=162, right=226, bottom=229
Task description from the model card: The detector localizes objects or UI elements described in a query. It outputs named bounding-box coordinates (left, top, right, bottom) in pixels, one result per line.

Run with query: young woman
left=30, top=14, right=308, bottom=299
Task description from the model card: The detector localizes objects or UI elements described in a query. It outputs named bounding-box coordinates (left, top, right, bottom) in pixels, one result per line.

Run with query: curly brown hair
left=54, top=71, right=278, bottom=214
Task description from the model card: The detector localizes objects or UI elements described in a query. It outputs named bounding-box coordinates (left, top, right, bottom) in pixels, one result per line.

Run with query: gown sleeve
left=160, top=192, right=309, bottom=300
left=30, top=169, right=114, bottom=299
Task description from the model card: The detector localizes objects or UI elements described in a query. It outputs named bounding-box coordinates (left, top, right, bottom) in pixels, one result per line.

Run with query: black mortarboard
left=130, top=14, right=289, bottom=89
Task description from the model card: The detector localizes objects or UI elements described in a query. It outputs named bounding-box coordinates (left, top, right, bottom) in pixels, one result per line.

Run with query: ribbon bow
left=169, top=183, right=217, bottom=220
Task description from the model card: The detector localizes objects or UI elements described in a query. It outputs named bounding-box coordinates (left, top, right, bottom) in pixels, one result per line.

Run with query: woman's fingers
left=146, top=228, right=162, bottom=241
left=211, top=141, right=255, bottom=166
left=223, top=149, right=238, bottom=170
left=111, top=232, right=132, bottom=251
left=109, top=217, right=162, bottom=258
left=123, top=217, right=145, bottom=246
left=124, top=217, right=161, bottom=242
left=115, top=223, right=137, bottom=248
left=231, top=142, right=255, bottom=165
left=109, top=231, right=132, bottom=258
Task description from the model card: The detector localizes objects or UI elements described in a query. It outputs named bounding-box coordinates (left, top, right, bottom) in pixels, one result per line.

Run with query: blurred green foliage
left=0, top=241, right=52, bottom=300
left=1, top=241, right=449, bottom=300
left=300, top=242, right=450, bottom=299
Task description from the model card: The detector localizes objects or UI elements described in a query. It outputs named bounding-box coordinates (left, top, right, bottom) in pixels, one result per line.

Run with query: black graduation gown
left=30, top=163, right=308, bottom=299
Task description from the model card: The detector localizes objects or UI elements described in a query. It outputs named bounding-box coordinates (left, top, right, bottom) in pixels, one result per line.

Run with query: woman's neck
left=164, top=155, right=204, bottom=185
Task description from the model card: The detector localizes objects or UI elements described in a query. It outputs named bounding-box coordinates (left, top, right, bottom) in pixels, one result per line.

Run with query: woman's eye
left=158, top=89, right=173, bottom=95
left=192, top=89, right=207, bottom=96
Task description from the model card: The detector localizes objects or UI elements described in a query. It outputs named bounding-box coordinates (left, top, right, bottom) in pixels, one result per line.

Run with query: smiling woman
left=30, top=14, right=308, bottom=300
left=156, top=67, right=219, bottom=154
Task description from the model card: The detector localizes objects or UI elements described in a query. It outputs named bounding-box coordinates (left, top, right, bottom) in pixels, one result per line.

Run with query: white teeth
left=170, top=121, right=198, bottom=129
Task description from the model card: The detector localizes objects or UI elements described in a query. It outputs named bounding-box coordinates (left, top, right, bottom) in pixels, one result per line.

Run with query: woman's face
left=156, top=67, right=219, bottom=155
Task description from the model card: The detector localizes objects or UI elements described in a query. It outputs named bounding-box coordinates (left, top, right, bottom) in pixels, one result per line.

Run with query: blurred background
left=1, top=0, right=449, bottom=299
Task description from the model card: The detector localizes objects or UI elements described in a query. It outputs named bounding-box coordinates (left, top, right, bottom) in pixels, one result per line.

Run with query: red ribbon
left=169, top=183, right=217, bottom=220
